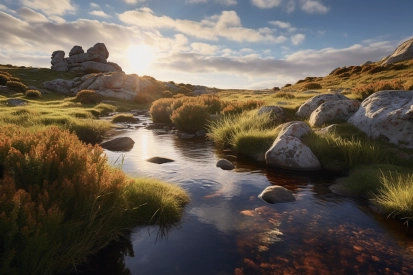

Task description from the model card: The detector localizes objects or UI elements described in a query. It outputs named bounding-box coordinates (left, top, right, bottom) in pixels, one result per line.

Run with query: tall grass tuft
left=6, top=81, right=28, bottom=93
left=0, top=126, right=189, bottom=275
left=302, top=126, right=388, bottom=174
left=374, top=172, right=413, bottom=223
left=207, top=110, right=280, bottom=157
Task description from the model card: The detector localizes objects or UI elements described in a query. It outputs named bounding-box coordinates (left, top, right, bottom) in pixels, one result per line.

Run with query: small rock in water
left=180, top=133, right=195, bottom=139
left=216, top=159, right=235, bottom=170
left=258, top=185, right=295, bottom=204
left=100, top=137, right=135, bottom=152
left=146, top=157, right=174, bottom=164
left=196, top=130, right=206, bottom=137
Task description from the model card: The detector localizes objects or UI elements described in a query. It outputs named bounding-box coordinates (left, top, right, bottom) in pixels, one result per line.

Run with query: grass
left=207, top=110, right=280, bottom=158
left=0, top=126, right=190, bottom=275
left=333, top=164, right=413, bottom=197
left=374, top=172, right=413, bottom=223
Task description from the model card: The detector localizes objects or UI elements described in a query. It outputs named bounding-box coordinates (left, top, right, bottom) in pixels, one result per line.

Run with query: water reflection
left=95, top=122, right=413, bottom=275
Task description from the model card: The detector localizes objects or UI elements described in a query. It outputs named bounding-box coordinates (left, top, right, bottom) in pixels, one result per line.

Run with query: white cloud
left=19, top=0, right=76, bottom=16
left=251, top=0, right=283, bottom=8
left=284, top=0, right=296, bottom=13
left=89, top=10, right=111, bottom=18
left=17, top=7, right=48, bottom=23
left=186, top=0, right=208, bottom=3
left=216, top=0, right=237, bottom=5
left=90, top=3, right=100, bottom=8
left=301, top=0, right=329, bottom=14
left=291, top=33, right=305, bottom=45
left=123, top=0, right=146, bottom=4
left=119, top=9, right=287, bottom=43
left=48, top=15, right=66, bottom=24
left=269, top=20, right=291, bottom=29
left=191, top=42, right=219, bottom=55
left=240, top=48, right=254, bottom=53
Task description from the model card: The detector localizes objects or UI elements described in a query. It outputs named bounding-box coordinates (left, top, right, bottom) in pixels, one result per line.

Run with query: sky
left=0, top=0, right=412, bottom=89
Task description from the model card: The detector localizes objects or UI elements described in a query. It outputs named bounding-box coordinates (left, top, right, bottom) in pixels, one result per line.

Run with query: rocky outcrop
left=43, top=72, right=140, bottom=100
left=296, top=94, right=349, bottom=118
left=50, top=43, right=122, bottom=73
left=100, top=137, right=135, bottom=151
left=257, top=106, right=285, bottom=122
left=216, top=159, right=235, bottom=170
left=381, top=38, right=413, bottom=65
left=348, top=90, right=413, bottom=149
left=309, top=100, right=361, bottom=127
left=258, top=186, right=296, bottom=204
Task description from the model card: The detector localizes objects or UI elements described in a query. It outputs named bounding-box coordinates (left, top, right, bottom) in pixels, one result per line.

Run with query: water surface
left=82, top=116, right=413, bottom=275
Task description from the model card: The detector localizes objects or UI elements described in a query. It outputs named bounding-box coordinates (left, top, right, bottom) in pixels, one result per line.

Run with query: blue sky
left=0, top=0, right=412, bottom=89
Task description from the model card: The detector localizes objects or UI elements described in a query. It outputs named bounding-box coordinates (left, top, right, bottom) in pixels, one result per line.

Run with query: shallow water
left=81, top=116, right=413, bottom=275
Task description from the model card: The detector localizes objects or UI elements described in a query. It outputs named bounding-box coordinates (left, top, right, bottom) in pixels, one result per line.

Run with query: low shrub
left=368, top=66, right=385, bottom=74
left=162, top=90, right=173, bottom=98
left=0, top=74, right=10, bottom=85
left=0, top=71, right=12, bottom=77
left=150, top=98, right=174, bottom=123
left=404, top=80, right=413, bottom=90
left=134, top=93, right=153, bottom=104
left=74, top=90, right=102, bottom=104
left=25, top=89, right=42, bottom=98
left=274, top=91, right=295, bottom=99
left=333, top=67, right=351, bottom=75
left=170, top=103, right=209, bottom=133
left=272, top=87, right=280, bottom=91
left=9, top=77, right=21, bottom=82
left=350, top=66, right=362, bottom=74
left=337, top=72, right=351, bottom=78
left=283, top=84, right=292, bottom=88
left=296, top=79, right=305, bottom=84
left=303, top=82, right=322, bottom=90
left=6, top=81, right=28, bottom=93
left=360, top=65, right=373, bottom=73
left=199, top=94, right=221, bottom=114
left=353, top=80, right=404, bottom=100
left=111, top=113, right=137, bottom=123
left=0, top=126, right=189, bottom=274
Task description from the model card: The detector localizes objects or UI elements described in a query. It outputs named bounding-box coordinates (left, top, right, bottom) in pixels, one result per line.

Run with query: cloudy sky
left=1, top=0, right=412, bottom=89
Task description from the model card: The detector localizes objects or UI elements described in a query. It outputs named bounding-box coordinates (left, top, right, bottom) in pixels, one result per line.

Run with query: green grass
left=207, top=110, right=280, bottom=158
left=333, top=164, right=413, bottom=198
left=374, top=172, right=413, bottom=222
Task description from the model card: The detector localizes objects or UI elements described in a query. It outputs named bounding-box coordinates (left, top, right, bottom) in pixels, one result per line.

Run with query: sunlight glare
left=126, top=44, right=155, bottom=74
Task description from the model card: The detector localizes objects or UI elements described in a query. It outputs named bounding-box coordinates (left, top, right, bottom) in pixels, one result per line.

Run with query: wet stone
left=146, top=157, right=174, bottom=164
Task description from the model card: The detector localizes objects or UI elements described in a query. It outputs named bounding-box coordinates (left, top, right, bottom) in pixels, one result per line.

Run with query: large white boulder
left=348, top=90, right=413, bottom=148
left=309, top=100, right=361, bottom=127
left=296, top=94, right=349, bottom=118
left=265, top=136, right=321, bottom=171
left=381, top=38, right=413, bottom=65
left=277, top=121, right=311, bottom=139
left=43, top=79, right=75, bottom=95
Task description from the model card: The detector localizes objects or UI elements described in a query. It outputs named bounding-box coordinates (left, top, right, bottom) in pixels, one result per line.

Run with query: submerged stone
left=100, top=137, right=134, bottom=152
left=258, top=185, right=296, bottom=204
left=146, top=156, right=174, bottom=164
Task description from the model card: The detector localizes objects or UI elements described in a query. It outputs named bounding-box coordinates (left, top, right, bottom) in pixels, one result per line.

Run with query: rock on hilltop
left=381, top=38, right=413, bottom=65
left=51, top=43, right=122, bottom=73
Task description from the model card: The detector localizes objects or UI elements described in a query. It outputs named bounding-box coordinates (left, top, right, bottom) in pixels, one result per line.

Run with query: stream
left=79, top=114, right=413, bottom=275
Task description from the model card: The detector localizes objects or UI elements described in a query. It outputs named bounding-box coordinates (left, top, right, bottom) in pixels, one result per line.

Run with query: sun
left=126, top=44, right=155, bottom=74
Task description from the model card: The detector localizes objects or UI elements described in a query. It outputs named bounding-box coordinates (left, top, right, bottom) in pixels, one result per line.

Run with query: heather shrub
left=0, top=74, right=9, bottom=85
left=337, top=72, right=351, bottom=78
left=296, top=79, right=305, bottom=84
left=134, top=92, right=153, bottom=104
left=150, top=98, right=174, bottom=123
left=333, top=67, right=351, bottom=75
left=360, top=65, right=373, bottom=73
left=274, top=91, right=296, bottom=99
left=303, top=82, right=322, bottom=90
left=283, top=83, right=292, bottom=88
left=272, top=87, right=280, bottom=91
left=404, top=80, right=413, bottom=90
left=111, top=113, right=137, bottom=123
left=350, top=66, right=362, bottom=74
left=25, top=89, right=42, bottom=98
left=74, top=90, right=102, bottom=104
left=0, top=126, right=189, bottom=274
left=199, top=94, right=221, bottom=114
left=6, top=81, right=28, bottom=93
left=170, top=103, right=209, bottom=132
left=368, top=66, right=385, bottom=74
left=9, top=77, right=21, bottom=82
left=353, top=80, right=404, bottom=100
left=162, top=90, right=173, bottom=98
